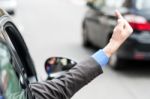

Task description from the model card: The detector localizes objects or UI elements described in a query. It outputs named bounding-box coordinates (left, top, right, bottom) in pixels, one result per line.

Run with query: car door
left=0, top=9, right=37, bottom=83
left=86, top=0, right=106, bottom=47
left=96, top=0, right=120, bottom=46
left=86, top=0, right=115, bottom=47
left=0, top=36, right=33, bottom=99
left=98, top=0, right=129, bottom=45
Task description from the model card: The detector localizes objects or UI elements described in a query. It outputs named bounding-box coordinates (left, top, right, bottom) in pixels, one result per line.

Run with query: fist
left=110, top=10, right=133, bottom=45
left=103, top=10, right=133, bottom=57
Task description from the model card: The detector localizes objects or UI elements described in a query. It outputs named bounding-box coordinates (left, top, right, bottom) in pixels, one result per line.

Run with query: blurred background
left=2, top=0, right=150, bottom=99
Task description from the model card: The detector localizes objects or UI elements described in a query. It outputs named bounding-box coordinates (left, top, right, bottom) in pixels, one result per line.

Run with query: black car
left=0, top=9, right=76, bottom=99
left=82, top=0, right=150, bottom=69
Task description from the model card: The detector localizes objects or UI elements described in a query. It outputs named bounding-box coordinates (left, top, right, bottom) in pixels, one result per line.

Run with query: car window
left=92, top=0, right=138, bottom=10
left=92, top=0, right=127, bottom=10
left=135, top=0, right=150, bottom=10
left=105, top=0, right=125, bottom=8
left=0, top=40, right=27, bottom=99
left=93, top=0, right=105, bottom=9
left=102, top=0, right=133, bottom=9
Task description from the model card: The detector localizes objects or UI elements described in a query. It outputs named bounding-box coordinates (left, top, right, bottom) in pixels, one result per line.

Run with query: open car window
left=0, top=40, right=27, bottom=99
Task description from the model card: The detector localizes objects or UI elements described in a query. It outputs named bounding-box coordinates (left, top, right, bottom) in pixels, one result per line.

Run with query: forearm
left=30, top=57, right=103, bottom=99
left=103, top=40, right=121, bottom=58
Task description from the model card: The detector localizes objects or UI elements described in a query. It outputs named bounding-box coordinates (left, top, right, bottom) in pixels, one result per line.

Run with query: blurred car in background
left=82, top=0, right=150, bottom=69
left=0, top=0, right=17, bottom=15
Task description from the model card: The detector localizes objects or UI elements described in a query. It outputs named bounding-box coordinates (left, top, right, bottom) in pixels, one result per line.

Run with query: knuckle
left=129, top=28, right=133, bottom=33
left=117, top=29, right=122, bottom=33
left=118, top=19, right=124, bottom=23
left=117, top=19, right=121, bottom=23
left=115, top=27, right=123, bottom=33
left=113, top=28, right=117, bottom=33
left=125, top=25, right=133, bottom=33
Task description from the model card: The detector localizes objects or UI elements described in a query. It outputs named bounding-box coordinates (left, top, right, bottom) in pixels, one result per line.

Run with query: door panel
left=87, top=16, right=102, bottom=46
left=97, top=6, right=117, bottom=45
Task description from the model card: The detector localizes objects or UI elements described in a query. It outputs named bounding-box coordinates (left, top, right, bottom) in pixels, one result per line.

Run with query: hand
left=103, top=10, right=133, bottom=57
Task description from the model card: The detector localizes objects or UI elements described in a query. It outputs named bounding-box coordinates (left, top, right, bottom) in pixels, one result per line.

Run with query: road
left=14, top=0, right=150, bottom=99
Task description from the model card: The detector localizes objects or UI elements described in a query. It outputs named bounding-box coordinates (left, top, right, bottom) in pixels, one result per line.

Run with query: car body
left=82, top=0, right=150, bottom=68
left=0, top=0, right=17, bottom=15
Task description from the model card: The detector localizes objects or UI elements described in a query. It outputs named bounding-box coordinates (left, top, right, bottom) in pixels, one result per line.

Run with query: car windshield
left=92, top=0, right=104, bottom=9
left=0, top=40, right=27, bottom=99
left=93, top=0, right=150, bottom=10
left=135, top=0, right=150, bottom=10
left=92, top=0, right=126, bottom=9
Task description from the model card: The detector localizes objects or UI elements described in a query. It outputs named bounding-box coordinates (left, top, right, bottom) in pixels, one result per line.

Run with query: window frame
left=0, top=24, right=34, bottom=99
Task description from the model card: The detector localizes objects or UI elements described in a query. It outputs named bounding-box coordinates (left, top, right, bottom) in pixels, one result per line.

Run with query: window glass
left=0, top=41, right=27, bottom=99
left=93, top=0, right=105, bottom=9
left=92, top=0, right=126, bottom=9
left=135, top=0, right=150, bottom=10
left=105, top=0, right=125, bottom=8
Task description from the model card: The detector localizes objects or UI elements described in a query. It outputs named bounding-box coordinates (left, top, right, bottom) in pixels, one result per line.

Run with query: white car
left=0, top=0, right=17, bottom=15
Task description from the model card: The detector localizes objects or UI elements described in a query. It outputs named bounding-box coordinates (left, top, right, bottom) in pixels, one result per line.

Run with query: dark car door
left=86, top=0, right=115, bottom=47
left=96, top=0, right=119, bottom=46
left=97, top=0, right=130, bottom=46
left=85, top=0, right=106, bottom=47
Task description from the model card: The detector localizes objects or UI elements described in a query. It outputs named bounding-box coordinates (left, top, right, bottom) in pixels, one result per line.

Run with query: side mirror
left=45, top=57, right=77, bottom=80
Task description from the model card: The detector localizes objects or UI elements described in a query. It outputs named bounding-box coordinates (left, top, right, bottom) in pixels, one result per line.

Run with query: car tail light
left=134, top=53, right=144, bottom=60
left=124, top=14, right=150, bottom=31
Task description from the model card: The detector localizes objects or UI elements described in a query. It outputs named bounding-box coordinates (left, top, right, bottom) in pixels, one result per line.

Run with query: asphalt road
left=14, top=0, right=150, bottom=99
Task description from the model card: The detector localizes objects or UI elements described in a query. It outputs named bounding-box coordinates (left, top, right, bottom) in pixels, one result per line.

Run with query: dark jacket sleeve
left=29, top=57, right=103, bottom=99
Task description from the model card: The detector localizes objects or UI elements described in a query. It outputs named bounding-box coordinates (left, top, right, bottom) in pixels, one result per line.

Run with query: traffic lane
left=114, top=61, right=150, bottom=99
left=14, top=0, right=150, bottom=99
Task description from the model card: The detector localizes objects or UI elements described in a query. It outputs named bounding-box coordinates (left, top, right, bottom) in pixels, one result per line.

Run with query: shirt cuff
left=92, top=49, right=109, bottom=68
left=0, top=96, right=4, bottom=99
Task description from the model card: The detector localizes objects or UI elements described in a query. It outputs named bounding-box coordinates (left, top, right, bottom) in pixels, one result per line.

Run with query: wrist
left=103, top=45, right=113, bottom=58
left=103, top=41, right=120, bottom=57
